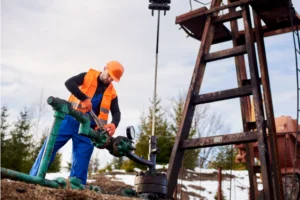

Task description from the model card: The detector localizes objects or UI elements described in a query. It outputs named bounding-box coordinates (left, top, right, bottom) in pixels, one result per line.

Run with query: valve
left=109, top=136, right=135, bottom=157
left=91, top=129, right=111, bottom=149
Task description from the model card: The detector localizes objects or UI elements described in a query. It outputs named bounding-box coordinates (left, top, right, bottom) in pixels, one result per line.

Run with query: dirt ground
left=1, top=170, right=226, bottom=200
left=1, top=174, right=138, bottom=200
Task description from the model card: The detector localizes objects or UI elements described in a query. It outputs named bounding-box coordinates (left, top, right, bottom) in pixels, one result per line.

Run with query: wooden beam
left=181, top=131, right=258, bottom=149
left=192, top=85, right=252, bottom=105
left=242, top=5, right=274, bottom=199
left=253, top=10, right=284, bottom=200
left=204, top=45, right=247, bottom=62
left=213, top=10, right=243, bottom=24
left=176, top=0, right=256, bottom=24
left=167, top=0, right=223, bottom=197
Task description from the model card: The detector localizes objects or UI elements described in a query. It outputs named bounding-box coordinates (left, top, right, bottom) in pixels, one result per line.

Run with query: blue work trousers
left=29, top=115, right=94, bottom=185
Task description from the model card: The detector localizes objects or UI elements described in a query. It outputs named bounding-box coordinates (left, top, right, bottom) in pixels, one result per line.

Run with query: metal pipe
left=151, top=10, right=161, bottom=137
left=149, top=136, right=157, bottom=173
left=1, top=167, right=60, bottom=189
left=37, top=111, right=65, bottom=178
left=47, top=96, right=88, bottom=124
left=2, top=96, right=158, bottom=190
left=127, top=152, right=155, bottom=167
left=48, top=96, right=155, bottom=168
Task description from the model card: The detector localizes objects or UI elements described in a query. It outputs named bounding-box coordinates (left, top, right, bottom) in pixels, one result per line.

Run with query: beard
left=99, top=74, right=111, bottom=85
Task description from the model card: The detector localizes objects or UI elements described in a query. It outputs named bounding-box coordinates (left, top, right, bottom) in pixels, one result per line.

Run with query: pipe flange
left=134, top=172, right=167, bottom=195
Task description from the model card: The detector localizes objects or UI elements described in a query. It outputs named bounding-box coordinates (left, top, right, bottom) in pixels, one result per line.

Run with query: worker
left=29, top=61, right=124, bottom=185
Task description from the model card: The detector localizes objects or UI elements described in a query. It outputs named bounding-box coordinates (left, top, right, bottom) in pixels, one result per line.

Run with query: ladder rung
left=192, top=85, right=252, bottom=105
left=212, top=10, right=243, bottom=24
left=181, top=131, right=258, bottom=149
left=296, top=49, right=300, bottom=54
left=203, top=45, right=247, bottom=62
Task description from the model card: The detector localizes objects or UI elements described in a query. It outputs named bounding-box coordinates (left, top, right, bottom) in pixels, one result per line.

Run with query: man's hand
left=104, top=123, right=116, bottom=136
left=81, top=99, right=92, bottom=112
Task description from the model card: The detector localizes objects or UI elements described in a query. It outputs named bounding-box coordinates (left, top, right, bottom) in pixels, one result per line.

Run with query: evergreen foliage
left=105, top=92, right=234, bottom=172
left=1, top=106, right=10, bottom=167
left=2, top=108, right=33, bottom=173
left=208, top=145, right=246, bottom=170
left=121, top=97, right=175, bottom=171
left=1, top=107, right=62, bottom=173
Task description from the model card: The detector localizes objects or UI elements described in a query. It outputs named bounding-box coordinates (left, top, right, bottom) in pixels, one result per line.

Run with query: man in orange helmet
left=30, top=61, right=124, bottom=186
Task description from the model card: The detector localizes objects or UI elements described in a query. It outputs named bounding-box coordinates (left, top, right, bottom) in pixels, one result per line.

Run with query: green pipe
left=47, top=97, right=135, bottom=157
left=47, top=96, right=91, bottom=135
left=36, top=97, right=90, bottom=179
left=1, top=167, right=61, bottom=188
left=1, top=97, right=140, bottom=190
left=37, top=111, right=65, bottom=179
left=47, top=97, right=106, bottom=145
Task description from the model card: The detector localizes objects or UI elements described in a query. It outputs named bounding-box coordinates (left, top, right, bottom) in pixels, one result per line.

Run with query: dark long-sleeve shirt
left=65, top=72, right=121, bottom=127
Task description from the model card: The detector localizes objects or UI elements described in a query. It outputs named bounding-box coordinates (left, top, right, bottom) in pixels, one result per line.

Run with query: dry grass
left=1, top=174, right=138, bottom=200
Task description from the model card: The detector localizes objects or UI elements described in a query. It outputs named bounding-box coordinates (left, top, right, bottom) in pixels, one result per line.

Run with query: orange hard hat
left=106, top=61, right=124, bottom=82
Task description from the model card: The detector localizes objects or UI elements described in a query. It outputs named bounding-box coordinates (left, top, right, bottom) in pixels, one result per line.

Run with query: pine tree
left=121, top=97, right=174, bottom=171
left=1, top=106, right=10, bottom=166
left=3, top=108, right=33, bottom=173
left=65, top=161, right=72, bottom=171
left=111, top=157, right=123, bottom=170
left=93, top=155, right=100, bottom=173
left=169, top=94, right=199, bottom=170
left=208, top=145, right=246, bottom=170
left=88, top=153, right=100, bottom=174
left=169, top=93, right=230, bottom=169
left=137, top=97, right=174, bottom=165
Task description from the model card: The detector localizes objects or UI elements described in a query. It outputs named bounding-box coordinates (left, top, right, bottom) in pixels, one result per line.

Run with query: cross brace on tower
left=166, top=0, right=300, bottom=199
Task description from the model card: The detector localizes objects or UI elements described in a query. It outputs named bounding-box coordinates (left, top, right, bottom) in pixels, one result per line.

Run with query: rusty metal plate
left=134, top=184, right=167, bottom=194
left=134, top=174, right=167, bottom=185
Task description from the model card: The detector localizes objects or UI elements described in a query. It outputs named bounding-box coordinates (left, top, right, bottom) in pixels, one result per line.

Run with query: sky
left=1, top=0, right=300, bottom=168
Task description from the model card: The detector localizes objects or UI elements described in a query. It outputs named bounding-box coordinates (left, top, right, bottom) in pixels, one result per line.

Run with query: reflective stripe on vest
left=68, top=68, right=117, bottom=125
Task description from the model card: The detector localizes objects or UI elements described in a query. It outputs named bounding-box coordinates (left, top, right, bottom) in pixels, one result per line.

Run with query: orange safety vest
left=68, top=68, right=117, bottom=125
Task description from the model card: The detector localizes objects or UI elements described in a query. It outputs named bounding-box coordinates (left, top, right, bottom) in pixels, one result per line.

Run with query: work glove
left=81, top=98, right=92, bottom=112
left=104, top=123, right=116, bottom=136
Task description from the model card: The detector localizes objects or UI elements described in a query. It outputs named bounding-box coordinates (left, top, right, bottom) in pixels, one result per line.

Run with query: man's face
left=101, top=69, right=113, bottom=85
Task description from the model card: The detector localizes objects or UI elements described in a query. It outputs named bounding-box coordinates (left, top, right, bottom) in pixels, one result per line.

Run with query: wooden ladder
left=166, top=0, right=283, bottom=200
